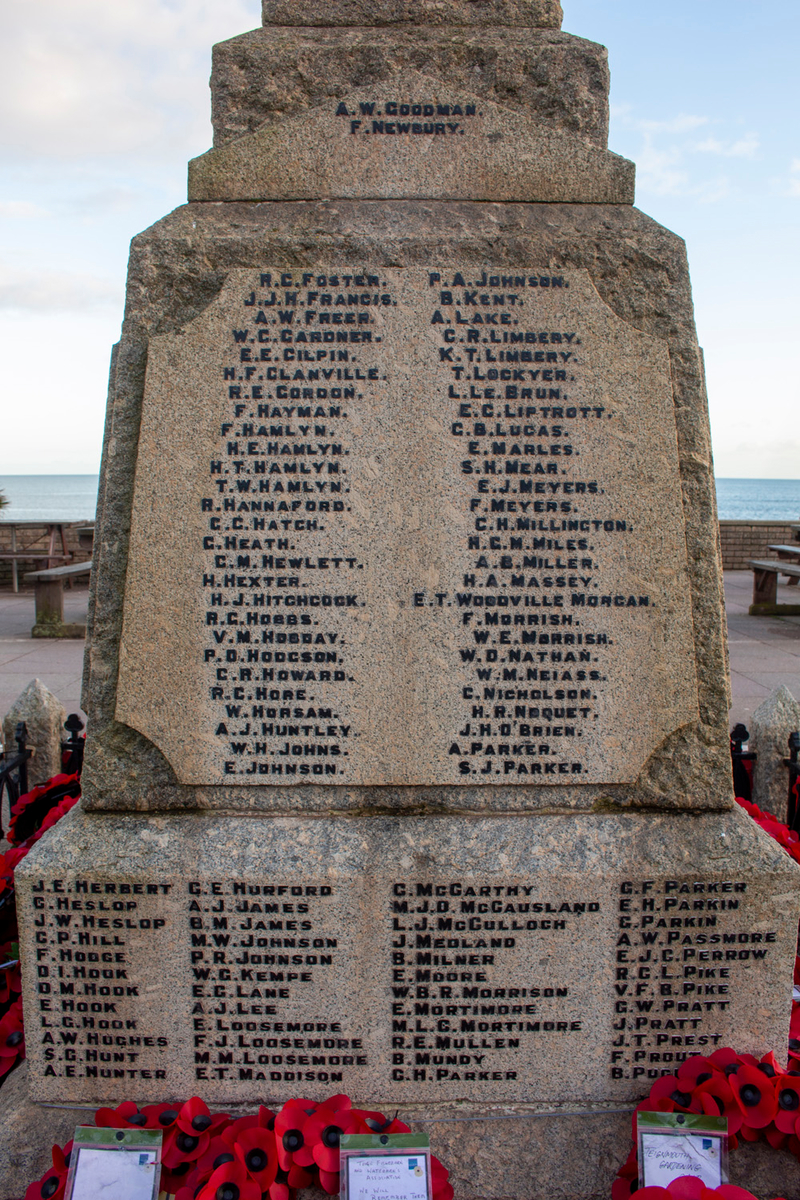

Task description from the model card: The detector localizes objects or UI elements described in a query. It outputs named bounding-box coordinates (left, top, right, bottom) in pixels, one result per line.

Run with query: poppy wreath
left=612, top=1046, right=800, bottom=1200
left=6, top=772, right=81, bottom=848
left=616, top=1178, right=786, bottom=1200
left=23, top=1092, right=455, bottom=1200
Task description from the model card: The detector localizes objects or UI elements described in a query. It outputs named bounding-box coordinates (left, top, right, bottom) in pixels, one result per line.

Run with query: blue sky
left=0, top=0, right=797, bottom=476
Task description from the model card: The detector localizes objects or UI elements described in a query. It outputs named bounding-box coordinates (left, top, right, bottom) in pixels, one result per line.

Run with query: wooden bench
left=767, top=545, right=800, bottom=584
left=749, top=558, right=800, bottom=615
left=0, top=521, right=72, bottom=592
left=24, top=561, right=92, bottom=638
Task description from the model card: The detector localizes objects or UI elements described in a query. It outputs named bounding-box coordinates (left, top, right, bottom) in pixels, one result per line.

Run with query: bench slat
left=25, top=562, right=92, bottom=583
left=767, top=544, right=800, bottom=555
left=749, top=559, right=800, bottom=576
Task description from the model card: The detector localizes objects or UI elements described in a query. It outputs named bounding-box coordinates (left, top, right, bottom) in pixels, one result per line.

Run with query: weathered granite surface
left=192, top=76, right=632, bottom=202
left=750, top=685, right=800, bottom=814
left=262, top=0, right=564, bottom=28
left=81, top=200, right=729, bottom=814
left=2, top=679, right=66, bottom=788
left=17, top=805, right=799, bottom=1108
left=210, top=27, right=610, bottom=150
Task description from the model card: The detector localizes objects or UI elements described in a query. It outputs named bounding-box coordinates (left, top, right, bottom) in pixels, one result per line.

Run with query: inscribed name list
left=115, top=268, right=698, bottom=786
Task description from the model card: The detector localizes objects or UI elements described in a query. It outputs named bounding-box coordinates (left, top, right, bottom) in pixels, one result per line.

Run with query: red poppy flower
left=612, top=1175, right=636, bottom=1200
left=266, top=1177, right=292, bottom=1200
left=163, top=1125, right=211, bottom=1169
left=287, top=1162, right=316, bottom=1188
left=303, top=1104, right=362, bottom=1172
left=431, top=1154, right=454, bottom=1200
left=95, top=1100, right=142, bottom=1128
left=0, top=1001, right=25, bottom=1075
left=711, top=1187, right=764, bottom=1200
left=197, top=1157, right=261, bottom=1200
left=665, top=1177, right=705, bottom=1200
left=319, top=1167, right=341, bottom=1195
left=24, top=1170, right=66, bottom=1200
left=634, top=1188, right=671, bottom=1200
left=233, top=1127, right=278, bottom=1188
left=274, top=1098, right=318, bottom=1169
left=178, top=1096, right=216, bottom=1137
left=765, top=1125, right=787, bottom=1150
left=693, top=1075, right=743, bottom=1135
left=197, top=1134, right=238, bottom=1178
left=738, top=1123, right=761, bottom=1142
left=729, top=1062, right=777, bottom=1128
left=709, top=1047, right=740, bottom=1072
left=140, top=1102, right=183, bottom=1131
left=774, top=1077, right=800, bottom=1133
left=677, top=1057, right=719, bottom=1088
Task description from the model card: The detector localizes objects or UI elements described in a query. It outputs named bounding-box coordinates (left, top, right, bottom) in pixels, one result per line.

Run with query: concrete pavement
left=0, top=573, right=798, bottom=741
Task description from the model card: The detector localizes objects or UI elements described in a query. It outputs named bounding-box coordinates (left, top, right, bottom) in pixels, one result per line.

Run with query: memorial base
left=18, top=805, right=799, bottom=1117
left=4, top=1081, right=800, bottom=1200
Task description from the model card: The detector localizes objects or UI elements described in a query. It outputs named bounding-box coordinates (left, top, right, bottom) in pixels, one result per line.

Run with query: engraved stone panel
left=189, top=78, right=634, bottom=204
left=17, top=807, right=798, bottom=1106
left=115, top=268, right=698, bottom=788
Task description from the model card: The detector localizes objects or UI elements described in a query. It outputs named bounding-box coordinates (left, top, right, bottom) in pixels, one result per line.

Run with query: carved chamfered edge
left=262, top=0, right=563, bottom=27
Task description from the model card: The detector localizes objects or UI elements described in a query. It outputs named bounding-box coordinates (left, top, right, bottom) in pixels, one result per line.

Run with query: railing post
left=61, top=714, right=86, bottom=776
left=730, top=723, right=756, bottom=803
left=785, top=731, right=800, bottom=833
left=13, top=722, right=28, bottom=797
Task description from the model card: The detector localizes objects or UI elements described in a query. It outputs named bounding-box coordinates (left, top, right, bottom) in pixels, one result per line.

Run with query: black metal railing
left=0, top=723, right=32, bottom=838
left=730, top=723, right=756, bottom=803
left=61, top=713, right=85, bottom=776
left=786, top=731, right=800, bottom=834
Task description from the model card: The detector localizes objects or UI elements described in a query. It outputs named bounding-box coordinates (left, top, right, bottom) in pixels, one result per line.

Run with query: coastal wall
left=0, top=522, right=93, bottom=589
left=719, top=519, right=799, bottom=570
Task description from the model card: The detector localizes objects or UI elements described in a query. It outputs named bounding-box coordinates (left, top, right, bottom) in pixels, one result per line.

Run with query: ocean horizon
left=0, top=473, right=798, bottom=524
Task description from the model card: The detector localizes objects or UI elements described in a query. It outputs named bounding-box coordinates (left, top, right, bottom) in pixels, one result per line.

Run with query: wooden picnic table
left=0, top=521, right=71, bottom=592
left=749, top=557, right=800, bottom=615
left=768, top=544, right=800, bottom=584
left=24, top=560, right=92, bottom=638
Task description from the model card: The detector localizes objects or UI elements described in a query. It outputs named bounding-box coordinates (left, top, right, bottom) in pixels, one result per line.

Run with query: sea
left=0, top=474, right=798, bottom=523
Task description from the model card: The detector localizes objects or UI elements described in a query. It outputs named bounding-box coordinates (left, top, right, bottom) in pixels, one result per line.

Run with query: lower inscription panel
left=18, top=808, right=799, bottom=1105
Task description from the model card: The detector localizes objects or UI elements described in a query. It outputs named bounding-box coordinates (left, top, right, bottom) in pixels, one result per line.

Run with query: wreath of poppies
left=612, top=1043, right=800, bottom=1200
left=23, top=1092, right=454, bottom=1200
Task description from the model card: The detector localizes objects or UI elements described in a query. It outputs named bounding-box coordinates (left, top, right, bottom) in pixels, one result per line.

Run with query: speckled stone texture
left=262, top=0, right=564, bottom=28
left=750, top=685, right=800, bottom=815
left=17, top=805, right=799, bottom=1113
left=209, top=27, right=610, bottom=150
left=2, top=678, right=66, bottom=787
left=81, top=200, right=731, bottom=815
left=191, top=77, right=632, bottom=202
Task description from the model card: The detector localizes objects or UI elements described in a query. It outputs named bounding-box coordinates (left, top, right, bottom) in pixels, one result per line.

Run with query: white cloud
left=0, top=264, right=122, bottom=313
left=0, top=200, right=50, bottom=218
left=0, top=0, right=261, bottom=161
left=638, top=114, right=709, bottom=135
left=693, top=134, right=759, bottom=158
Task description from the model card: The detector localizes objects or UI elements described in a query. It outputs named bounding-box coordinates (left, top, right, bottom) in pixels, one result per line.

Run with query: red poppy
left=709, top=1048, right=740, bottom=1072
left=286, top=1161, right=316, bottom=1188
left=24, top=1170, right=66, bottom=1200
left=665, top=1177, right=705, bottom=1200
left=0, top=1000, right=25, bottom=1075
left=319, top=1167, right=341, bottom=1195
left=765, top=1125, right=787, bottom=1150
left=303, top=1103, right=362, bottom=1172
left=141, top=1102, right=182, bottom=1131
left=693, top=1075, right=743, bottom=1135
left=233, top=1127, right=278, bottom=1188
left=729, top=1062, right=777, bottom=1128
left=737, top=1123, right=761, bottom=1142
left=196, top=1157, right=261, bottom=1200
left=178, top=1096, right=217, bottom=1136
left=196, top=1134, right=238, bottom=1178
left=95, top=1100, right=142, bottom=1128
left=431, top=1153, right=454, bottom=1200
left=162, top=1125, right=211, bottom=1169
left=711, top=1187, right=764, bottom=1200
left=634, top=1188, right=671, bottom=1200
left=677, top=1058, right=718, bottom=1088
left=774, top=1077, right=800, bottom=1133
left=274, top=1098, right=318, bottom=1169
left=612, top=1175, right=636, bottom=1200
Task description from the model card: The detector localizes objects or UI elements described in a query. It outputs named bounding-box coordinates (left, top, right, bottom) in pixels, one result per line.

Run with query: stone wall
left=720, top=520, right=799, bottom=571
left=0, top=522, right=93, bottom=590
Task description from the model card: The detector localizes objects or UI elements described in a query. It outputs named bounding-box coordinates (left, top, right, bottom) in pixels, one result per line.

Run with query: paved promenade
left=0, top=573, right=799, bottom=736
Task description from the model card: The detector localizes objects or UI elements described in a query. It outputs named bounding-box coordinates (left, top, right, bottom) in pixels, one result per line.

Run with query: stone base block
left=3, top=1079, right=800, bottom=1200
left=31, top=622, right=86, bottom=639
left=17, top=805, right=800, bottom=1119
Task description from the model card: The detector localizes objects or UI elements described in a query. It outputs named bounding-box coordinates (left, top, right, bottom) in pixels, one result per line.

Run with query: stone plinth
left=261, top=0, right=564, bottom=27
left=18, top=804, right=797, bottom=1109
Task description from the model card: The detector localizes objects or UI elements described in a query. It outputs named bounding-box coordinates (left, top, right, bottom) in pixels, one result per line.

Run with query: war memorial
left=15, top=1, right=800, bottom=1195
